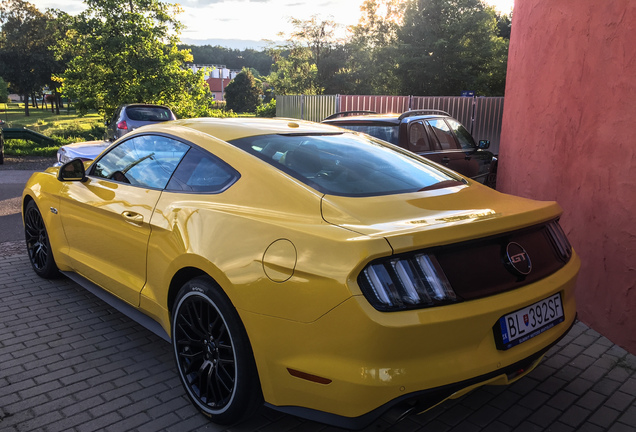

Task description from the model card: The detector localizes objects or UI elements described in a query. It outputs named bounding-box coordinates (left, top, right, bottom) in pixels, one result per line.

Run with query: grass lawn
left=1, top=102, right=104, bottom=156
left=1, top=102, right=255, bottom=157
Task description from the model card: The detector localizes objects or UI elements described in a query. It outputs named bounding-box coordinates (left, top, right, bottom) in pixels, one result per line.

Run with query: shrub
left=256, top=99, right=276, bottom=117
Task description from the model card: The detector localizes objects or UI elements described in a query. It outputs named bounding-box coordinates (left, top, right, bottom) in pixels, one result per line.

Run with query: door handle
left=122, top=211, right=143, bottom=225
left=441, top=157, right=450, bottom=164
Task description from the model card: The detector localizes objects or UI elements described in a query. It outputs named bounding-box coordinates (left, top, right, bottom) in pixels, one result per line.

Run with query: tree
left=224, top=68, right=262, bottom=113
left=0, top=0, right=56, bottom=116
left=268, top=16, right=349, bottom=95
left=341, top=0, right=405, bottom=94
left=497, top=12, right=512, bottom=40
left=0, top=76, right=8, bottom=103
left=268, top=44, right=321, bottom=95
left=396, top=0, right=508, bottom=96
left=55, top=0, right=212, bottom=118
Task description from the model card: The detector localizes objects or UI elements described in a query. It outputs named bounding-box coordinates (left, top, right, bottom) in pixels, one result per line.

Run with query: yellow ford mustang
left=22, top=118, right=579, bottom=429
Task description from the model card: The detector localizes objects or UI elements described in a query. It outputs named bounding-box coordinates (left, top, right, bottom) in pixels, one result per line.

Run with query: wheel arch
left=167, top=266, right=209, bottom=317
left=22, top=193, right=35, bottom=218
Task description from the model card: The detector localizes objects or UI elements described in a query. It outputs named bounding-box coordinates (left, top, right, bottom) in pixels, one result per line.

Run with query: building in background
left=186, top=64, right=240, bottom=101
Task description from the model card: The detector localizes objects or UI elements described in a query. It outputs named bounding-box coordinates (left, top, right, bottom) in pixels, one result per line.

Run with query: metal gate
left=276, top=95, right=337, bottom=123
left=276, top=94, right=504, bottom=154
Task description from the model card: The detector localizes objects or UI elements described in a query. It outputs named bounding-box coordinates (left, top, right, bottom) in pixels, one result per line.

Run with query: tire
left=24, top=200, right=59, bottom=278
left=172, top=276, right=263, bottom=425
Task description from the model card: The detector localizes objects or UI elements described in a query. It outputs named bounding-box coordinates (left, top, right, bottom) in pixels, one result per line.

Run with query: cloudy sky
left=31, top=0, right=513, bottom=48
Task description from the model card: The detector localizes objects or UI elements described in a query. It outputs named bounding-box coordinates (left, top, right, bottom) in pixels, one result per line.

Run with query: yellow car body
left=23, top=118, right=579, bottom=428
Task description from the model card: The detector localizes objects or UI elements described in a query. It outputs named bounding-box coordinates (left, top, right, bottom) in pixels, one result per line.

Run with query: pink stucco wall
left=499, top=1, right=636, bottom=352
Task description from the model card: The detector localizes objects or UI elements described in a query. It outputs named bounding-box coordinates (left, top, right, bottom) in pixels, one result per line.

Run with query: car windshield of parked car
left=126, top=106, right=173, bottom=122
left=333, top=124, right=399, bottom=145
left=230, top=133, right=460, bottom=197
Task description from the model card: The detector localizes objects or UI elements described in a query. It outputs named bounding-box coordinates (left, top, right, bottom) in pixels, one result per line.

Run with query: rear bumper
left=242, top=251, right=580, bottom=428
left=267, top=317, right=574, bottom=429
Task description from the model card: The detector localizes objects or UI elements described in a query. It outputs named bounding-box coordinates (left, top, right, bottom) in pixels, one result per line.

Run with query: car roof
left=323, top=111, right=450, bottom=125
left=143, top=117, right=344, bottom=142
left=324, top=114, right=402, bottom=124
left=123, top=103, right=172, bottom=110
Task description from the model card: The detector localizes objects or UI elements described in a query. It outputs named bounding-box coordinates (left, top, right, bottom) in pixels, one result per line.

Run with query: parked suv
left=105, top=104, right=176, bottom=141
left=323, top=110, right=497, bottom=188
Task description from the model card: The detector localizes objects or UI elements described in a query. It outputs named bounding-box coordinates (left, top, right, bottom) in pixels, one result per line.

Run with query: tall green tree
left=341, top=0, right=404, bottom=94
left=396, top=0, right=508, bottom=96
left=268, top=44, right=320, bottom=95
left=56, top=0, right=212, bottom=118
left=224, top=68, right=262, bottom=113
left=268, top=16, right=348, bottom=95
left=0, top=0, right=56, bottom=116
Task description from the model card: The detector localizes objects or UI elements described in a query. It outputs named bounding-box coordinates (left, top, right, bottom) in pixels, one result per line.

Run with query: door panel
left=424, top=119, right=479, bottom=179
left=59, top=178, right=161, bottom=305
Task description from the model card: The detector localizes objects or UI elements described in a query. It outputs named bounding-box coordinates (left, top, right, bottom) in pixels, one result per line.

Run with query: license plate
left=496, top=293, right=564, bottom=350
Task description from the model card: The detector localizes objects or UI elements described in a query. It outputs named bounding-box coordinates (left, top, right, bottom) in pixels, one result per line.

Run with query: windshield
left=335, top=124, right=399, bottom=145
left=229, top=133, right=460, bottom=197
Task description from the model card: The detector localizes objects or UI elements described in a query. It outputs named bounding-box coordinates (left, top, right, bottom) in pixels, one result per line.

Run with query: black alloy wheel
left=172, top=277, right=262, bottom=425
left=24, top=200, right=59, bottom=278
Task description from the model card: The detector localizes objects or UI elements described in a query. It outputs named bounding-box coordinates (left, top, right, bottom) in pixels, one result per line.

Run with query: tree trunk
left=24, top=93, right=30, bottom=116
left=55, top=89, right=60, bottom=115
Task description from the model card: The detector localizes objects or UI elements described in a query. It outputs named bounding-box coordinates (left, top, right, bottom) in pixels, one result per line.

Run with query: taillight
left=358, top=253, right=459, bottom=311
left=546, top=220, right=573, bottom=262
left=116, top=120, right=128, bottom=130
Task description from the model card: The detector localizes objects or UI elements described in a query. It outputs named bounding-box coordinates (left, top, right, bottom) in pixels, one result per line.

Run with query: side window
left=91, top=135, right=189, bottom=189
left=427, top=119, right=459, bottom=150
left=408, top=121, right=433, bottom=152
left=166, top=147, right=239, bottom=193
left=447, top=118, right=476, bottom=151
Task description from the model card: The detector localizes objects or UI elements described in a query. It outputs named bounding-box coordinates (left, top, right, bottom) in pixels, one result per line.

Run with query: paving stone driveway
left=1, top=251, right=636, bottom=432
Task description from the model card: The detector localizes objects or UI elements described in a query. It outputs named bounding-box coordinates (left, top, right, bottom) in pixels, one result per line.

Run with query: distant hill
left=178, top=42, right=275, bottom=76
left=180, top=38, right=280, bottom=51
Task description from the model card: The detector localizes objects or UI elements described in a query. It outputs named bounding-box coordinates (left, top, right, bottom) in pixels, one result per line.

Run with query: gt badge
left=505, top=242, right=532, bottom=276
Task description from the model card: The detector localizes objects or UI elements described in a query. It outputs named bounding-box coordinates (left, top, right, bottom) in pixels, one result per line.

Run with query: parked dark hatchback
left=105, top=104, right=176, bottom=141
left=323, top=110, right=497, bottom=188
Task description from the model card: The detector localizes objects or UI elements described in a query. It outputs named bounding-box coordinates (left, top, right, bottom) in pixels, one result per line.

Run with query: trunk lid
left=321, top=183, right=562, bottom=253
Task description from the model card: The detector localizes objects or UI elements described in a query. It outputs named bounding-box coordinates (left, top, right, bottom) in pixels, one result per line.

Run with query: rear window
left=126, top=106, right=173, bottom=122
left=229, top=133, right=462, bottom=197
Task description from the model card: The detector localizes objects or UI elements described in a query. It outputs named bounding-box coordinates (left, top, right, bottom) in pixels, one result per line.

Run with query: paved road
left=1, top=251, right=636, bottom=432
left=0, top=170, right=41, bottom=243
left=1, top=168, right=636, bottom=431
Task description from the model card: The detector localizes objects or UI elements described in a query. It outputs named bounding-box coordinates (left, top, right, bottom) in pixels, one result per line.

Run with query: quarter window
left=91, top=135, right=189, bottom=189
left=166, top=147, right=239, bottom=193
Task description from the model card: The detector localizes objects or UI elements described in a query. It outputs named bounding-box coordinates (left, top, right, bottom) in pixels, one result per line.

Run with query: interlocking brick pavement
left=1, top=251, right=635, bottom=432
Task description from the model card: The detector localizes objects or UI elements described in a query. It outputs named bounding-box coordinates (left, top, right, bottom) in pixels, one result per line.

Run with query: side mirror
left=58, top=158, right=87, bottom=182
left=478, top=140, right=490, bottom=149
